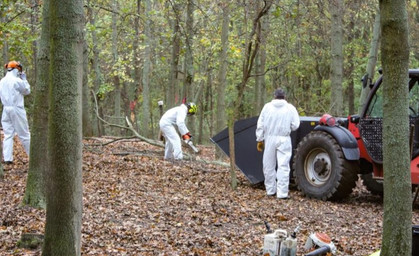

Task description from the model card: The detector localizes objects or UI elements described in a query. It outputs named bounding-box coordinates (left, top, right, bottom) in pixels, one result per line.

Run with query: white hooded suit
left=0, top=69, right=31, bottom=162
left=256, top=99, right=300, bottom=198
left=159, top=104, right=190, bottom=160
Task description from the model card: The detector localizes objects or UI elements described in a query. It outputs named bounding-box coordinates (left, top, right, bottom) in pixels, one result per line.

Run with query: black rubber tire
left=293, top=131, right=359, bottom=201
left=361, top=173, right=383, bottom=195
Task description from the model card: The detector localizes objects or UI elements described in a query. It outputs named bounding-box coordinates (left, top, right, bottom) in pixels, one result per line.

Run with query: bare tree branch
left=91, top=91, right=228, bottom=167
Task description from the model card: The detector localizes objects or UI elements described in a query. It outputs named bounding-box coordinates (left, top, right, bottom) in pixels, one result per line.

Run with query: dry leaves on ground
left=1, top=137, right=419, bottom=256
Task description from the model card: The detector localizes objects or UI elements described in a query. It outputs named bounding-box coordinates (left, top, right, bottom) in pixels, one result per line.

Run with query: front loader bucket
left=210, top=116, right=319, bottom=185
left=210, top=116, right=264, bottom=184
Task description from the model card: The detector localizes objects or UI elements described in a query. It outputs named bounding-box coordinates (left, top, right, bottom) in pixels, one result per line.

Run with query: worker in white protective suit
left=0, top=61, right=31, bottom=164
left=256, top=88, right=300, bottom=199
left=159, top=102, right=197, bottom=160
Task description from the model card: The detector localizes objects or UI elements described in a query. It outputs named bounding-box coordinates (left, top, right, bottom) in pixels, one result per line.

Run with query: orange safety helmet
left=4, top=61, right=22, bottom=72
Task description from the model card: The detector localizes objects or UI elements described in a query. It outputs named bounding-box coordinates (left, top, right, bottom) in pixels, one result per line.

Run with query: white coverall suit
left=256, top=99, right=300, bottom=198
left=159, top=104, right=190, bottom=160
left=0, top=69, right=31, bottom=162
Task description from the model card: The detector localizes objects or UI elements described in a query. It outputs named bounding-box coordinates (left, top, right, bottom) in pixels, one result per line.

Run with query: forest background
left=2, top=0, right=419, bottom=143
left=0, top=1, right=418, bottom=255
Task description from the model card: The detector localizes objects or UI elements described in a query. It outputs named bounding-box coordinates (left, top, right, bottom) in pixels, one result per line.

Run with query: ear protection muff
left=4, top=61, right=22, bottom=72
left=187, top=102, right=197, bottom=115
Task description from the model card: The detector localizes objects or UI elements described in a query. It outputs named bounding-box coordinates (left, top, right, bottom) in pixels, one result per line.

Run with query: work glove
left=257, top=141, right=264, bottom=152
left=20, top=72, right=27, bottom=80
left=182, top=132, right=192, bottom=141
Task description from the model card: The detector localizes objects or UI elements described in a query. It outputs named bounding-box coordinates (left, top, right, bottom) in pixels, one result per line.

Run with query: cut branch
left=91, top=90, right=227, bottom=167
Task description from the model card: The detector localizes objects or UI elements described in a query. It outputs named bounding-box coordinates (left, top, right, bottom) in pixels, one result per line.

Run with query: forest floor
left=1, top=137, right=419, bottom=256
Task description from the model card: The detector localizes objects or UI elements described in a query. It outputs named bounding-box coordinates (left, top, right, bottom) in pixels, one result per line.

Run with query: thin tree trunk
left=183, top=0, right=194, bottom=100
left=142, top=0, right=152, bottom=137
left=380, top=0, right=411, bottom=255
left=347, top=19, right=355, bottom=115
left=255, top=8, right=269, bottom=114
left=23, top=0, right=50, bottom=209
left=199, top=67, right=212, bottom=144
left=82, top=37, right=93, bottom=137
left=348, top=79, right=354, bottom=114
left=358, top=11, right=381, bottom=115
left=1, top=16, right=8, bottom=68
left=168, top=3, right=180, bottom=108
left=30, top=0, right=38, bottom=88
left=112, top=0, right=121, bottom=135
left=87, top=0, right=104, bottom=136
left=184, top=0, right=195, bottom=132
left=215, top=3, right=229, bottom=159
left=228, top=0, right=273, bottom=189
left=42, top=0, right=84, bottom=254
left=330, top=0, right=344, bottom=116
left=132, top=0, right=142, bottom=132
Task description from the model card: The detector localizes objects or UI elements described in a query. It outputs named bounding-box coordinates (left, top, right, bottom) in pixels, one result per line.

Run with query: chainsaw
left=184, top=139, right=199, bottom=153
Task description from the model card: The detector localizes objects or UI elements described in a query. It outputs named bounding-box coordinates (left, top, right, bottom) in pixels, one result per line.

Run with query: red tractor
left=212, top=69, right=419, bottom=200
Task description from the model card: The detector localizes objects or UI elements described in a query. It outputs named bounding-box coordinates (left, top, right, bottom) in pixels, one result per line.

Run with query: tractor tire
left=361, top=173, right=383, bottom=196
left=293, top=131, right=359, bottom=201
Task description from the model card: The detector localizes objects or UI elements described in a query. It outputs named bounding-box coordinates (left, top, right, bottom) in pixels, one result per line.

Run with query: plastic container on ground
left=263, top=229, right=287, bottom=256
left=279, top=232, right=297, bottom=256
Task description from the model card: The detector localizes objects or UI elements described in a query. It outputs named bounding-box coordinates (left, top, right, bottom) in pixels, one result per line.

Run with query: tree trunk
left=42, top=0, right=84, bottom=254
left=142, top=0, right=152, bottom=138
left=348, top=79, right=355, bottom=114
left=87, top=0, right=104, bottom=136
left=227, top=121, right=237, bottom=189
left=1, top=16, right=8, bottom=67
left=184, top=0, right=195, bottom=132
left=30, top=0, right=38, bottom=88
left=255, top=8, right=269, bottom=114
left=358, top=11, right=381, bottom=115
left=183, top=0, right=194, bottom=100
left=168, top=3, right=180, bottom=108
left=23, top=0, right=50, bottom=209
left=200, top=66, right=212, bottom=144
left=82, top=37, right=93, bottom=137
left=380, top=0, right=411, bottom=255
left=132, top=0, right=142, bottom=133
left=346, top=19, right=355, bottom=115
left=330, top=0, right=344, bottom=116
left=215, top=3, right=229, bottom=159
left=112, top=0, right=121, bottom=135
left=228, top=0, right=273, bottom=189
